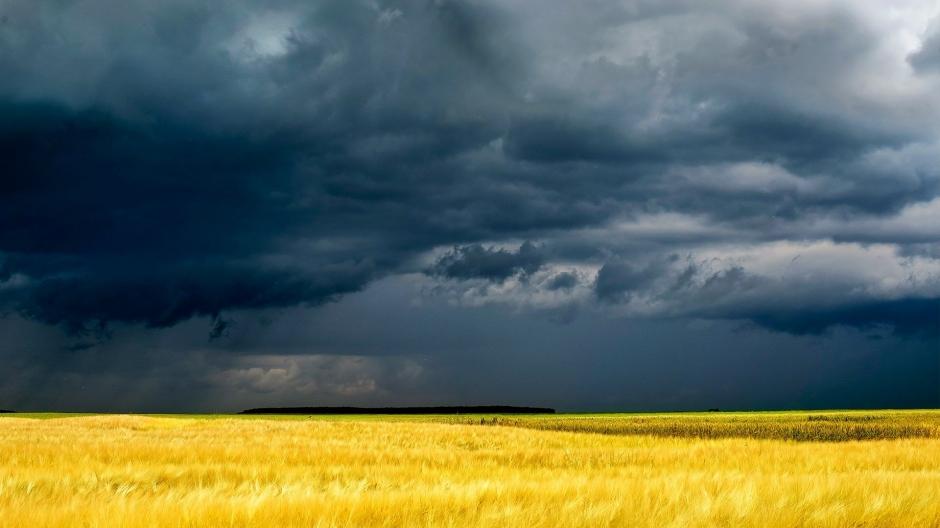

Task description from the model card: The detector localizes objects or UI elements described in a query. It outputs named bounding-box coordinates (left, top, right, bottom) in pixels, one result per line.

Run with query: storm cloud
left=0, top=0, right=938, bottom=410
left=430, top=242, right=546, bottom=282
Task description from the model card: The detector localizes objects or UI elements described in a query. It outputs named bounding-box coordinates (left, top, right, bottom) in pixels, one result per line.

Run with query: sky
left=1, top=0, right=938, bottom=412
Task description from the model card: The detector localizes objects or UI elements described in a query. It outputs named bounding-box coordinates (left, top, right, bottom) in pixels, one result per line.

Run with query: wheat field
left=2, top=412, right=940, bottom=527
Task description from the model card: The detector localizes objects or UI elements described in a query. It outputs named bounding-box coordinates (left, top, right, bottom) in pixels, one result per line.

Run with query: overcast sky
left=1, top=0, right=938, bottom=412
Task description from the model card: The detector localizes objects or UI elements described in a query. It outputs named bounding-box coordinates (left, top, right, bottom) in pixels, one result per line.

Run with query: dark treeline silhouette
left=240, top=406, right=555, bottom=415
left=0, top=410, right=15, bottom=413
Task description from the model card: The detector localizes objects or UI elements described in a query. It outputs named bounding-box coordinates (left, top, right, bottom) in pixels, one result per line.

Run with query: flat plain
left=1, top=410, right=939, bottom=527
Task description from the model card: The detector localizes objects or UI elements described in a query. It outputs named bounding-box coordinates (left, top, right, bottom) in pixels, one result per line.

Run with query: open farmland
left=2, top=411, right=940, bottom=527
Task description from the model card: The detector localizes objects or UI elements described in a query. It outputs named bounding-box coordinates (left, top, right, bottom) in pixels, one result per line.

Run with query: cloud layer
left=1, top=0, right=938, bottom=368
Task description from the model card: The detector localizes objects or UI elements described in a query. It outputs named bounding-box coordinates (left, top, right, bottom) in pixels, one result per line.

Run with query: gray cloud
left=430, top=242, right=546, bottom=282
left=594, top=259, right=667, bottom=302
left=910, top=19, right=940, bottom=73
left=545, top=271, right=580, bottom=291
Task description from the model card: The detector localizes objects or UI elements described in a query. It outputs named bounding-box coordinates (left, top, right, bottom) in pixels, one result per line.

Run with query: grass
left=1, top=411, right=939, bottom=526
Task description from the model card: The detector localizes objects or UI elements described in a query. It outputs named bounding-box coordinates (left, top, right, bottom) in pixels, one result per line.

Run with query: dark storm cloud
left=430, top=242, right=545, bottom=282
left=594, top=259, right=666, bottom=302
left=503, top=114, right=665, bottom=165
left=670, top=264, right=940, bottom=337
left=544, top=271, right=579, bottom=291
left=0, top=0, right=939, bottom=346
left=8, top=261, right=374, bottom=333
left=0, top=0, right=523, bottom=332
left=747, top=298, right=940, bottom=337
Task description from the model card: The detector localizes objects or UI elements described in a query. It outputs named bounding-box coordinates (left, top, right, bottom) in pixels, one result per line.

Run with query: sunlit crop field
left=2, top=411, right=940, bottom=527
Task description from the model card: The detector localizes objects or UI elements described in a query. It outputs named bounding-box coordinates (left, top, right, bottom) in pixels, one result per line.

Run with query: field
left=2, top=411, right=940, bottom=527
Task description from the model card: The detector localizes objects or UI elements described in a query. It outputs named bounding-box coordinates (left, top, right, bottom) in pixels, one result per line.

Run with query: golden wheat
left=2, top=413, right=940, bottom=527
